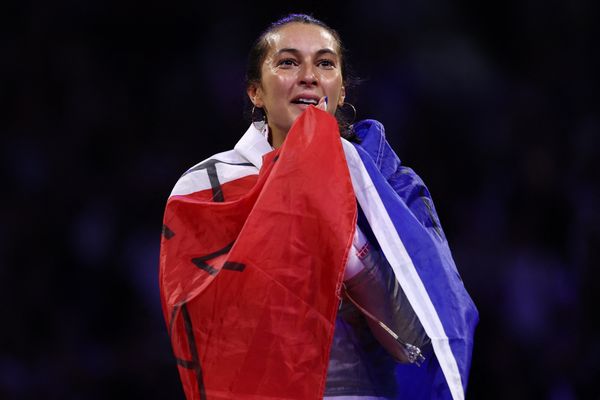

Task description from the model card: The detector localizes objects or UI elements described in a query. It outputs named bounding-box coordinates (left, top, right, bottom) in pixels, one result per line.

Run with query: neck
left=269, top=126, right=286, bottom=149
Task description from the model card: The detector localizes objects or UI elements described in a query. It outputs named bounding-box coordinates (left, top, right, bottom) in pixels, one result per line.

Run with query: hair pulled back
left=245, top=13, right=359, bottom=141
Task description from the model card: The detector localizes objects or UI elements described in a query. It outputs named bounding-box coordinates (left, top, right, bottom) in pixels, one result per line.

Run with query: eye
left=317, top=59, right=336, bottom=69
left=277, top=58, right=298, bottom=68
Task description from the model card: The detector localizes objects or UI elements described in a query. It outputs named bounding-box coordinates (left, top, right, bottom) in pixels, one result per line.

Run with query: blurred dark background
left=2, top=0, right=599, bottom=398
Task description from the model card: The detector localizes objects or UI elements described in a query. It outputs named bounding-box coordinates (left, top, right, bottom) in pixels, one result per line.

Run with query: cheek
left=272, top=74, right=295, bottom=95
left=263, top=75, right=294, bottom=106
left=325, top=78, right=343, bottom=99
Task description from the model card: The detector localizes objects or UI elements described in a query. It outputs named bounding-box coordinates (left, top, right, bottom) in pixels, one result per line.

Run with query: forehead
left=264, top=23, right=339, bottom=55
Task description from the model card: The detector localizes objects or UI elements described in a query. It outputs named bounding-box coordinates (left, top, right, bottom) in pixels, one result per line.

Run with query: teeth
left=295, top=98, right=318, bottom=105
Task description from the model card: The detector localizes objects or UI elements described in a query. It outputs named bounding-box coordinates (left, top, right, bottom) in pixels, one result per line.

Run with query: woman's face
left=247, top=23, right=346, bottom=146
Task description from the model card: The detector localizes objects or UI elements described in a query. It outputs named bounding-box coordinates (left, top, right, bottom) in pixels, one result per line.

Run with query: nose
left=299, top=64, right=318, bottom=86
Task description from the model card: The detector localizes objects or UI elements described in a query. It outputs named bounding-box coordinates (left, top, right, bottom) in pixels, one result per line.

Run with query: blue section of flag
left=351, top=120, right=479, bottom=399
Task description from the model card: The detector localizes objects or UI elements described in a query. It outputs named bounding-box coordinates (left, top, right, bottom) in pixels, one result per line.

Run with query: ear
left=338, top=85, right=346, bottom=107
left=247, top=84, right=264, bottom=107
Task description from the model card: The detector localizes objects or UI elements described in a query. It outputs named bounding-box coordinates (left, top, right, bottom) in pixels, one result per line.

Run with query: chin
left=287, top=113, right=302, bottom=126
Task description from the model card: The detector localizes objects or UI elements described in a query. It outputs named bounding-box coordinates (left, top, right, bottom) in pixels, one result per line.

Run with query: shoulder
left=353, top=120, right=447, bottom=241
left=353, top=119, right=387, bottom=154
left=353, top=119, right=400, bottom=179
left=170, top=149, right=258, bottom=197
left=353, top=119, right=424, bottom=192
left=183, top=149, right=249, bottom=173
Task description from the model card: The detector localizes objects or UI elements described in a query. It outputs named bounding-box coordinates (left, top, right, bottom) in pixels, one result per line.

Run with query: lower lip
left=292, top=103, right=317, bottom=109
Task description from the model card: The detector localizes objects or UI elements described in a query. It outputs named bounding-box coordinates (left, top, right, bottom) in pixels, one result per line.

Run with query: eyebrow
left=274, top=48, right=339, bottom=58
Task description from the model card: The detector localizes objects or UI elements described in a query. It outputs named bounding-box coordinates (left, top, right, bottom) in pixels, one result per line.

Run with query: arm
left=345, top=121, right=457, bottom=363
left=343, top=226, right=430, bottom=363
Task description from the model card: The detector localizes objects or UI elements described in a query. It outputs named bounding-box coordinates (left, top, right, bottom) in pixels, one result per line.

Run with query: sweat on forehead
left=261, top=28, right=340, bottom=69
left=264, top=22, right=341, bottom=51
left=244, top=14, right=348, bottom=90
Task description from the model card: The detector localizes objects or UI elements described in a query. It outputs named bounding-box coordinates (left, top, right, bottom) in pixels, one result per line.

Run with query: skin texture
left=247, top=23, right=346, bottom=148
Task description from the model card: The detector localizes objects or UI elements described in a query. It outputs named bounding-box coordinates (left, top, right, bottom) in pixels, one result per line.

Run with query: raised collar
left=233, top=124, right=273, bottom=169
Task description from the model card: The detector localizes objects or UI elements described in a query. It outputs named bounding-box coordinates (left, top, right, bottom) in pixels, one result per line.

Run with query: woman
left=159, top=14, right=478, bottom=400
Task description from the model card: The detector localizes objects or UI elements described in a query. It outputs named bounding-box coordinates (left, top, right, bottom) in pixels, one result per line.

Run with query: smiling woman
left=159, top=13, right=478, bottom=400
left=246, top=22, right=346, bottom=147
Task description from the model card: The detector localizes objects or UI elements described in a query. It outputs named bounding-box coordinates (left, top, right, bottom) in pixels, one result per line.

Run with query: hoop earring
left=339, top=102, right=357, bottom=125
left=251, top=106, right=267, bottom=131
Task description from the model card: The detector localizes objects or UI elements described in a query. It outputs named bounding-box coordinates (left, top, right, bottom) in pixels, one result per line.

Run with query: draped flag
left=159, top=107, right=357, bottom=399
left=342, top=120, right=478, bottom=400
left=160, top=107, right=478, bottom=400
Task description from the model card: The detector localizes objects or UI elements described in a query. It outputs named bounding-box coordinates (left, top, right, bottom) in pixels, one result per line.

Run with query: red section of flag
left=159, top=107, right=357, bottom=399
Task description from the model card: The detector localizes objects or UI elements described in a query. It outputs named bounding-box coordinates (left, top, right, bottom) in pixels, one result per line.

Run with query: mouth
left=291, top=97, right=320, bottom=106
